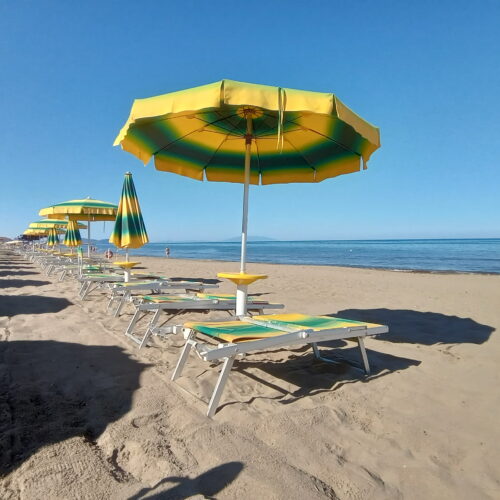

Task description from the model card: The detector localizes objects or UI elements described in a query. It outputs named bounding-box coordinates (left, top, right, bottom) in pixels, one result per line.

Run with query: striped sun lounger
left=171, top=313, right=389, bottom=417
left=78, top=272, right=167, bottom=299
left=125, top=293, right=284, bottom=349
left=106, top=280, right=219, bottom=317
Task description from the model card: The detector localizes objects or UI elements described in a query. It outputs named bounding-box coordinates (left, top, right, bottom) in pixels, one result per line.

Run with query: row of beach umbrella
left=18, top=79, right=380, bottom=314
left=22, top=173, right=149, bottom=259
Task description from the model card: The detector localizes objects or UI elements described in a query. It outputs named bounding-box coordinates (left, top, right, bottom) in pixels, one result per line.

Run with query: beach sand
left=0, top=249, right=499, bottom=499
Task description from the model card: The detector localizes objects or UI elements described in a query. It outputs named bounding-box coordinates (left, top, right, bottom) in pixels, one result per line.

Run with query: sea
left=93, top=238, right=500, bottom=274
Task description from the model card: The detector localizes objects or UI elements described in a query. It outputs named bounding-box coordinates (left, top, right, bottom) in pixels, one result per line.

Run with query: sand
left=0, top=249, right=499, bottom=499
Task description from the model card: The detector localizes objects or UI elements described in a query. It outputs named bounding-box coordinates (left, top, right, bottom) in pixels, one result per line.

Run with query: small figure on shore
left=165, top=247, right=170, bottom=258
left=104, top=248, right=114, bottom=259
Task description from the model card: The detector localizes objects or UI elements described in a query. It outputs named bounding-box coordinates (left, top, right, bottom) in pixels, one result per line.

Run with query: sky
left=0, top=0, right=499, bottom=241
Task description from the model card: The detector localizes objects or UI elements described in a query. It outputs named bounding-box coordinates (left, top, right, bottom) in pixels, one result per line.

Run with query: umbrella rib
left=201, top=116, right=248, bottom=177
left=152, top=112, right=244, bottom=156
left=285, top=117, right=362, bottom=157
left=279, top=135, right=317, bottom=173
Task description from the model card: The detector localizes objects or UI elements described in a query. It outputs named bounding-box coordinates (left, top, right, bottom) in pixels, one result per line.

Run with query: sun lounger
left=171, top=313, right=389, bottom=417
left=126, top=293, right=284, bottom=349
left=78, top=271, right=167, bottom=299
left=106, top=280, right=219, bottom=317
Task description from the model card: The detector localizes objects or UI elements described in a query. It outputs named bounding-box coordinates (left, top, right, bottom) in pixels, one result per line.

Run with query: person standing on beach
left=165, top=247, right=170, bottom=258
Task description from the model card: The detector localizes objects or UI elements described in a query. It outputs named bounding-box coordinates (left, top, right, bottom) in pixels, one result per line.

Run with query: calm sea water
left=94, top=239, right=500, bottom=274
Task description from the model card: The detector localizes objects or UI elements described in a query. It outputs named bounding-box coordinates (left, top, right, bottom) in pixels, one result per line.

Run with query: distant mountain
left=223, top=236, right=275, bottom=242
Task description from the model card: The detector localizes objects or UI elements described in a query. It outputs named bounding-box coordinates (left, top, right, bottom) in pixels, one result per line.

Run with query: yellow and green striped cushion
left=186, top=313, right=381, bottom=342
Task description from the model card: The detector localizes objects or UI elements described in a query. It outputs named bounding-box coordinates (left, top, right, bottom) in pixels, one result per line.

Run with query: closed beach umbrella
left=109, top=172, right=149, bottom=261
left=114, top=79, right=380, bottom=314
left=39, top=198, right=118, bottom=257
left=47, top=228, right=59, bottom=247
left=63, top=220, right=82, bottom=248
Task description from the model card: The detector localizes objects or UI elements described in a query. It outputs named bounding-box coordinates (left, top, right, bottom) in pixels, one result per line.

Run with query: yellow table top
left=114, top=261, right=141, bottom=269
left=217, top=272, right=268, bottom=285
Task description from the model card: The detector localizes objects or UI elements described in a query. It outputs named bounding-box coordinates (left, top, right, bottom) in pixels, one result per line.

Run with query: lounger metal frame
left=126, top=299, right=284, bottom=349
left=106, top=281, right=218, bottom=317
left=172, top=317, right=388, bottom=417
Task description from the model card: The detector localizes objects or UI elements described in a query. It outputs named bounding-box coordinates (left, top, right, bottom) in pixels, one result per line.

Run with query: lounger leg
left=312, top=342, right=368, bottom=375
left=78, top=281, right=89, bottom=299
left=171, top=336, right=195, bottom=381
left=125, top=308, right=143, bottom=336
left=113, top=291, right=129, bottom=318
left=357, top=337, right=371, bottom=375
left=138, top=309, right=162, bottom=349
left=81, top=282, right=92, bottom=300
left=207, top=356, right=235, bottom=418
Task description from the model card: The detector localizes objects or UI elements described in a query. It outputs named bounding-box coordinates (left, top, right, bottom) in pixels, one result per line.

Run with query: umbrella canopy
left=39, top=198, right=118, bottom=257
left=114, top=79, right=380, bottom=184
left=24, top=228, right=63, bottom=236
left=39, top=199, right=118, bottom=220
left=109, top=172, right=149, bottom=258
left=114, top=79, right=380, bottom=313
left=29, top=219, right=86, bottom=230
left=63, top=220, right=82, bottom=247
left=47, top=228, right=60, bottom=247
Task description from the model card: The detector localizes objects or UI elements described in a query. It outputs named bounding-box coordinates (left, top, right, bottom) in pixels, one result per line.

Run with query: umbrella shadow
left=169, top=277, right=222, bottom=285
left=0, top=270, right=39, bottom=277
left=128, top=461, right=244, bottom=499
left=0, top=340, right=149, bottom=476
left=0, top=265, right=35, bottom=270
left=0, top=295, right=73, bottom=316
left=217, top=344, right=420, bottom=412
left=334, top=309, right=495, bottom=345
left=0, top=279, right=51, bottom=289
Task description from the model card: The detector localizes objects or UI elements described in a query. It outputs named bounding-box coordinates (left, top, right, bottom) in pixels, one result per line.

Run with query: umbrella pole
left=87, top=222, right=91, bottom=258
left=236, top=114, right=253, bottom=316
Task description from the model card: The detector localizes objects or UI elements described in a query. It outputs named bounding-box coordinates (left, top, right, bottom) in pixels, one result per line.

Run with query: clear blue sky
left=1, top=0, right=499, bottom=241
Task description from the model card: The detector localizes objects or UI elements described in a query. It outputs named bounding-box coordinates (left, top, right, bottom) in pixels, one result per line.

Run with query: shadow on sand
left=0, top=340, right=149, bottom=476
left=0, top=279, right=51, bottom=289
left=0, top=270, right=38, bottom=277
left=335, top=308, right=495, bottom=345
left=0, top=265, right=35, bottom=270
left=0, top=295, right=73, bottom=316
left=128, top=462, right=244, bottom=499
left=170, top=276, right=222, bottom=285
left=216, top=342, right=421, bottom=412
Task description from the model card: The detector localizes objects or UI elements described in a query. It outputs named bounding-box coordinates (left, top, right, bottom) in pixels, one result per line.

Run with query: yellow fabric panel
left=114, top=81, right=223, bottom=146
left=314, top=157, right=361, bottom=182
left=334, top=96, right=381, bottom=147
left=222, top=80, right=334, bottom=115
left=154, top=156, right=205, bottom=180
left=205, top=168, right=260, bottom=184
left=261, top=169, right=315, bottom=185
left=114, top=80, right=379, bottom=151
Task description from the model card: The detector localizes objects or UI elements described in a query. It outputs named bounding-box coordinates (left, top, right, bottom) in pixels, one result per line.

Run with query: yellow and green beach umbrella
left=39, top=198, right=118, bottom=257
left=47, top=228, right=60, bottom=247
left=109, top=172, right=149, bottom=260
left=114, top=79, right=380, bottom=313
left=63, top=220, right=82, bottom=248
left=29, top=219, right=86, bottom=230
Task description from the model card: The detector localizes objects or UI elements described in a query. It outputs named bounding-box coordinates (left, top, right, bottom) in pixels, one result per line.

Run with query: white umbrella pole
left=124, top=248, right=130, bottom=282
left=87, top=222, right=91, bottom=258
left=236, top=114, right=253, bottom=316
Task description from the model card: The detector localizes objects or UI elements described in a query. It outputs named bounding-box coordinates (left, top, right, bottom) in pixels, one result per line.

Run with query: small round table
left=217, top=272, right=268, bottom=315
left=114, top=261, right=141, bottom=282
